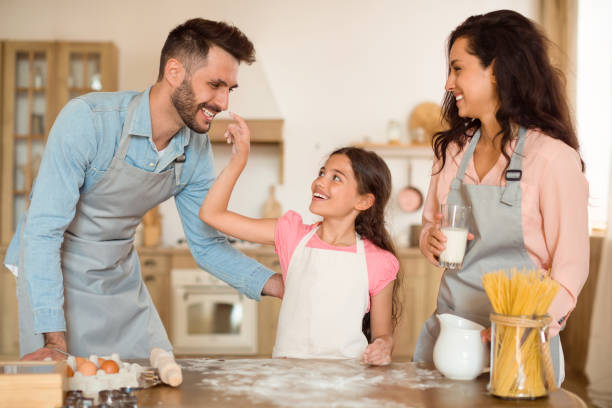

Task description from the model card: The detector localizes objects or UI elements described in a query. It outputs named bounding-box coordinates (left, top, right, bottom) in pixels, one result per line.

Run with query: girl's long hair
left=433, top=9, right=583, bottom=172
left=330, top=147, right=402, bottom=342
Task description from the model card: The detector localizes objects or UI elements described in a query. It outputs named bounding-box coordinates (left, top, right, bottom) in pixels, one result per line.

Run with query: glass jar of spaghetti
left=488, top=313, right=556, bottom=399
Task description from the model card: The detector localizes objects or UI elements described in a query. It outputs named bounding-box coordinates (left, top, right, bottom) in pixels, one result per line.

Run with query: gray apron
left=18, top=94, right=178, bottom=358
left=413, top=127, right=564, bottom=385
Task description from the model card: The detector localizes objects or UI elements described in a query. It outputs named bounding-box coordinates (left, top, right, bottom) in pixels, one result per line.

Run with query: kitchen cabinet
left=0, top=246, right=19, bottom=359
left=253, top=253, right=283, bottom=356
left=393, top=248, right=444, bottom=358
left=0, top=40, right=118, bottom=246
left=140, top=253, right=171, bottom=334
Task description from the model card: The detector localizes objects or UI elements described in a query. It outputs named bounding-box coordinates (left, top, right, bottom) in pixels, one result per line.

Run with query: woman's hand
left=224, top=111, right=250, bottom=165
left=420, top=212, right=474, bottom=266
left=481, top=327, right=491, bottom=343
left=361, top=337, right=392, bottom=366
left=420, top=213, right=446, bottom=266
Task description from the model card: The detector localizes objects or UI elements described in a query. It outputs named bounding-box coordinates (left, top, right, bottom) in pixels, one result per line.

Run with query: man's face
left=171, top=46, right=239, bottom=133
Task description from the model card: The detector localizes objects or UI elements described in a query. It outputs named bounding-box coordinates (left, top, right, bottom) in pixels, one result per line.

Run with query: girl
left=416, top=9, right=589, bottom=386
left=200, top=113, right=400, bottom=365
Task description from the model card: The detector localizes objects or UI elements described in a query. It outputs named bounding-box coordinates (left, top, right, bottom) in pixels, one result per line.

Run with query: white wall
left=0, top=0, right=538, bottom=247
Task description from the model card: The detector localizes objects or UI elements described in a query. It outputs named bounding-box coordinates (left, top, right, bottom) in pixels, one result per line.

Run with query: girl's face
left=445, top=37, right=499, bottom=121
left=309, top=154, right=372, bottom=219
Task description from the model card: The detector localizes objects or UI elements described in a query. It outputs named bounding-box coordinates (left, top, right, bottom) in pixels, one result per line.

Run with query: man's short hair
left=157, top=18, right=256, bottom=81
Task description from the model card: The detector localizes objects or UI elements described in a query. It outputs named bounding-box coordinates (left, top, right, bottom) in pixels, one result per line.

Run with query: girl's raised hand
left=361, top=337, right=392, bottom=366
left=224, top=111, right=250, bottom=163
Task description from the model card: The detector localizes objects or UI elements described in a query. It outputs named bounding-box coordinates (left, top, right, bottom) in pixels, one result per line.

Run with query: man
left=3, top=18, right=283, bottom=360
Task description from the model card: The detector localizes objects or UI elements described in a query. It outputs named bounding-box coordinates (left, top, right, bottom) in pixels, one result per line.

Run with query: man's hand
left=261, top=273, right=284, bottom=299
left=21, top=331, right=68, bottom=361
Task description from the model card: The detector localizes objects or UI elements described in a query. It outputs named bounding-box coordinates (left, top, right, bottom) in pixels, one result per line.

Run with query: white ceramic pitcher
left=433, top=313, right=488, bottom=380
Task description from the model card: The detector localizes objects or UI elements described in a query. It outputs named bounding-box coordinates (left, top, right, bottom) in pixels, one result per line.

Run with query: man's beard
left=171, top=78, right=209, bottom=134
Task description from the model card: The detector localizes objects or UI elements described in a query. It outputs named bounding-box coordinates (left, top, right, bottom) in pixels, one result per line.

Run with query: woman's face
left=445, top=37, right=499, bottom=122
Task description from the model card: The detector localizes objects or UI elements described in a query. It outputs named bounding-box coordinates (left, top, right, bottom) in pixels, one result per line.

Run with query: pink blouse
left=420, top=129, right=589, bottom=336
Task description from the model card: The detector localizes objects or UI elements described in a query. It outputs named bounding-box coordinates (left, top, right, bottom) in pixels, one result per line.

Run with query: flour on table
left=182, top=359, right=453, bottom=408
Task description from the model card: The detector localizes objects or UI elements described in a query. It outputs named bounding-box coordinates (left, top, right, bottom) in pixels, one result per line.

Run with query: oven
left=171, top=269, right=257, bottom=355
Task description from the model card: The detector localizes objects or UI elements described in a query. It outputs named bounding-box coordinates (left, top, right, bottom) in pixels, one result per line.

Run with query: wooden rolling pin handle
left=149, top=347, right=183, bottom=387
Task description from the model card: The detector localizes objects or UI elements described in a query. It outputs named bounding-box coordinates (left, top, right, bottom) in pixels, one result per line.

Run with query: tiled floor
left=563, top=367, right=612, bottom=408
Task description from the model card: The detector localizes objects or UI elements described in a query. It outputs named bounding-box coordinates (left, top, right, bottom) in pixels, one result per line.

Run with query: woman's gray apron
left=413, top=128, right=565, bottom=385
left=18, top=94, right=178, bottom=358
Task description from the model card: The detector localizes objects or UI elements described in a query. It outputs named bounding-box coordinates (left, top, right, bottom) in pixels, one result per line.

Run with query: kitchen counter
left=134, top=358, right=586, bottom=408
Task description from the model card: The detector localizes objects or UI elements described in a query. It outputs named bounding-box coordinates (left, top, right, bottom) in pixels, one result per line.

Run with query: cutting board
left=0, top=360, right=67, bottom=408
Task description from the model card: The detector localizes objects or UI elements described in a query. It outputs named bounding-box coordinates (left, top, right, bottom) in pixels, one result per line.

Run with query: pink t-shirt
left=420, top=129, right=589, bottom=336
left=274, top=211, right=399, bottom=307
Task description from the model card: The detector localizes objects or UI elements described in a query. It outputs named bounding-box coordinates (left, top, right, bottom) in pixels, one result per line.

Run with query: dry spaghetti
left=482, top=268, right=560, bottom=398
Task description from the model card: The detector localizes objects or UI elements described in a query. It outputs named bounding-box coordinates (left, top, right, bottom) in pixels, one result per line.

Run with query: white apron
left=17, top=93, right=179, bottom=358
left=273, top=227, right=369, bottom=359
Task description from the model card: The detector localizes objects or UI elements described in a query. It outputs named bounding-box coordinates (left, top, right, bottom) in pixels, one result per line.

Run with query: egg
left=97, top=358, right=106, bottom=368
left=100, top=359, right=120, bottom=374
left=66, top=365, right=74, bottom=378
left=77, top=360, right=97, bottom=376
left=75, top=356, right=86, bottom=367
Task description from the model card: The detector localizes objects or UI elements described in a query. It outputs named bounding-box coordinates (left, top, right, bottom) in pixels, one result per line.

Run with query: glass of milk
left=439, top=204, right=471, bottom=269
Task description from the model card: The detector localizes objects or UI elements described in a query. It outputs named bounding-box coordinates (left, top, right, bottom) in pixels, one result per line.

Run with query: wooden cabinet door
left=392, top=252, right=444, bottom=359
left=0, top=248, right=19, bottom=358
left=1, top=40, right=118, bottom=246
left=140, top=254, right=171, bottom=335
left=1, top=41, right=56, bottom=245
left=255, top=254, right=282, bottom=356
left=55, top=42, right=118, bottom=116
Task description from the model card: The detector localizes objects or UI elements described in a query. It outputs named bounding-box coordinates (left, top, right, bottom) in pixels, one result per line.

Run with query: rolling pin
left=149, top=348, right=182, bottom=387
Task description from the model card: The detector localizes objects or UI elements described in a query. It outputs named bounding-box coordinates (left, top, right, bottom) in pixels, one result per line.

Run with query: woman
left=416, top=10, right=589, bottom=386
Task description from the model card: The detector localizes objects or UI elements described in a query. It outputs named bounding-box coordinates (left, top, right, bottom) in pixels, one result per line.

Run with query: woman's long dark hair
left=330, top=147, right=402, bottom=342
left=433, top=9, right=583, bottom=172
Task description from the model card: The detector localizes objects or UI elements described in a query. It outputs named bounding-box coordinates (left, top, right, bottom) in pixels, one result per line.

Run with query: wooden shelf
left=354, top=142, right=434, bottom=159
left=68, top=87, right=98, bottom=93
left=15, top=87, right=46, bottom=93
left=15, top=134, right=44, bottom=140
left=207, top=119, right=283, bottom=143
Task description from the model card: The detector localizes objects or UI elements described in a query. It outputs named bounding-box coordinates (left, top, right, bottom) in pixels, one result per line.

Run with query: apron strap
left=450, top=130, right=480, bottom=192
left=500, top=127, right=527, bottom=206
left=116, top=93, right=185, bottom=186
left=450, top=127, right=528, bottom=207
left=116, top=94, right=142, bottom=161
left=296, top=226, right=364, bottom=254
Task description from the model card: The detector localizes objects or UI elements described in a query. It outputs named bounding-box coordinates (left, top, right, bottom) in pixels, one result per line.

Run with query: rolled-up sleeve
left=540, top=147, right=590, bottom=336
left=24, top=99, right=98, bottom=333
left=175, top=137, right=274, bottom=300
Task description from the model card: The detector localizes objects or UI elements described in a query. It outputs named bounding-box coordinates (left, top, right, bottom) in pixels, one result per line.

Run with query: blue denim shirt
left=4, top=87, right=274, bottom=334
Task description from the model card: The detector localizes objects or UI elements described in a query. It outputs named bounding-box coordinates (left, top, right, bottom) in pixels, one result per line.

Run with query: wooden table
left=134, top=358, right=586, bottom=408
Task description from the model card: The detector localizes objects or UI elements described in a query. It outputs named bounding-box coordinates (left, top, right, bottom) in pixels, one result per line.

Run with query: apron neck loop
left=301, top=225, right=365, bottom=254
left=500, top=127, right=527, bottom=206
left=116, top=94, right=143, bottom=161
left=450, top=129, right=481, bottom=191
